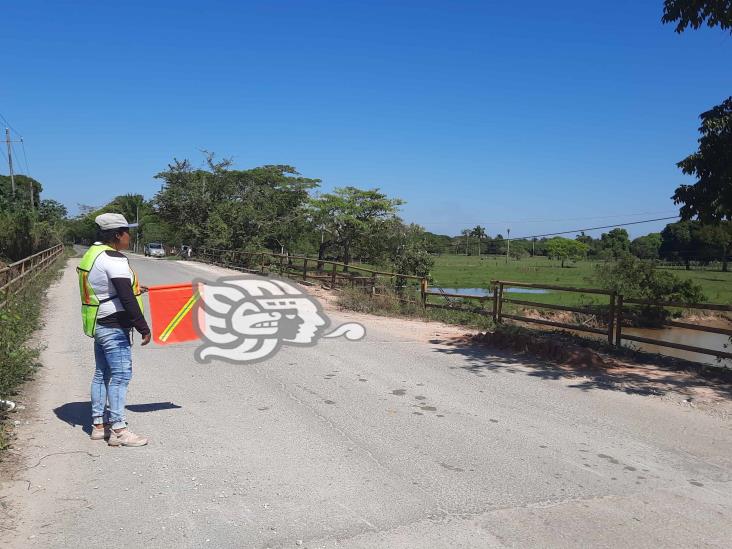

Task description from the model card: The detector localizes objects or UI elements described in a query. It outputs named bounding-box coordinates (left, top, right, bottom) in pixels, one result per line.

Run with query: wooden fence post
left=370, top=272, right=377, bottom=295
left=615, top=295, right=623, bottom=347
left=331, top=262, right=337, bottom=288
left=607, top=292, right=616, bottom=345
left=491, top=282, right=499, bottom=321
left=302, top=258, right=308, bottom=281
left=420, top=278, right=427, bottom=308
left=260, top=252, right=266, bottom=273
left=496, top=282, right=504, bottom=323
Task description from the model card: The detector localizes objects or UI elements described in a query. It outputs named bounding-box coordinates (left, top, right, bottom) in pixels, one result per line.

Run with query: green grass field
left=427, top=255, right=732, bottom=306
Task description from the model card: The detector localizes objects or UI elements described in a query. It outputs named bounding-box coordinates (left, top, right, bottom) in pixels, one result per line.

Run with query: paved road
left=2, top=255, right=731, bottom=548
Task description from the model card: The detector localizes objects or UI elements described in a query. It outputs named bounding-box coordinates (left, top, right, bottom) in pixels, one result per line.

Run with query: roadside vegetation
left=1, top=175, right=66, bottom=263
left=0, top=251, right=69, bottom=451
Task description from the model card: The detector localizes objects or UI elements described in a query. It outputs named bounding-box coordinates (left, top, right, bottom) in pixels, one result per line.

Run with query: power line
left=20, top=138, right=31, bottom=178
left=10, top=141, right=24, bottom=174
left=0, top=112, right=22, bottom=138
left=507, top=216, right=680, bottom=241
left=423, top=210, right=680, bottom=226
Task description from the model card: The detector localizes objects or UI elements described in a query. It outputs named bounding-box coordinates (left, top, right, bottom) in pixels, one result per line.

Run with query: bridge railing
left=0, top=244, right=66, bottom=309
left=196, top=247, right=426, bottom=302
left=194, top=247, right=732, bottom=363
left=425, top=280, right=732, bottom=362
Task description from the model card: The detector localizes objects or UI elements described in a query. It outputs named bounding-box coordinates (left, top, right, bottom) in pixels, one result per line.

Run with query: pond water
left=434, top=287, right=548, bottom=296
left=622, top=326, right=732, bottom=369
left=433, top=287, right=731, bottom=368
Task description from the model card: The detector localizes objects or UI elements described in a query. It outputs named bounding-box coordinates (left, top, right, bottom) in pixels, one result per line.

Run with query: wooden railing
left=425, top=281, right=732, bottom=362
left=616, top=297, right=732, bottom=360
left=196, top=248, right=425, bottom=298
left=194, top=247, right=732, bottom=363
left=0, top=244, right=66, bottom=309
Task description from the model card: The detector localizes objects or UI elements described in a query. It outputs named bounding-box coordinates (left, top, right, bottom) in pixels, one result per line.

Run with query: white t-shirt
left=87, top=243, right=135, bottom=319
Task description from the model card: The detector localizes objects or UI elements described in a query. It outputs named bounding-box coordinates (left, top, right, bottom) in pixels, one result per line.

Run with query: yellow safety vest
left=77, top=244, right=144, bottom=337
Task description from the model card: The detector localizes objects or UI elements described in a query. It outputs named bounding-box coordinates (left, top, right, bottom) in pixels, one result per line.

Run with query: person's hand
left=141, top=333, right=152, bottom=346
left=140, top=285, right=149, bottom=294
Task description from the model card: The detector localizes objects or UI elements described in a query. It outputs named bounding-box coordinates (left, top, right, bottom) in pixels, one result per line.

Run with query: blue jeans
left=91, top=326, right=132, bottom=430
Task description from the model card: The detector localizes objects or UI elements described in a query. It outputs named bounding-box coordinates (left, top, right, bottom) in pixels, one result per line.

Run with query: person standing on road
left=77, top=213, right=151, bottom=447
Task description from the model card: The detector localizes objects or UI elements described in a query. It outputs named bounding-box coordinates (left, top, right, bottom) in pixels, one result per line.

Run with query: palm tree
left=460, top=229, right=471, bottom=256
left=472, top=225, right=486, bottom=257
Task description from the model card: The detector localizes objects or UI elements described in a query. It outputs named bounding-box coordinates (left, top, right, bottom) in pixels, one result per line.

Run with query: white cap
left=95, top=213, right=129, bottom=230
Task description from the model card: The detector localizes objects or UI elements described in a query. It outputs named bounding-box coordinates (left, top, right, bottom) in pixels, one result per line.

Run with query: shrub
left=596, top=256, right=705, bottom=303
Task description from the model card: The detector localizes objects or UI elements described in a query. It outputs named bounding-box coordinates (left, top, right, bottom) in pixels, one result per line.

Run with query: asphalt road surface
left=1, top=254, right=731, bottom=548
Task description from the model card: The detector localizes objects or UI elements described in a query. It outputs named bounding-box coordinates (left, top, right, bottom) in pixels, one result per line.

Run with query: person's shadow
left=53, top=401, right=182, bottom=435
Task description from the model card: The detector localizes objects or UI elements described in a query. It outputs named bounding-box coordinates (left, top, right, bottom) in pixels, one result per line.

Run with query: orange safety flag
left=147, top=283, right=202, bottom=345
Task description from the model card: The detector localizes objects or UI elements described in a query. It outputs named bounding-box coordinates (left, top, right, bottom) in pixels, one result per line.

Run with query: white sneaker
left=90, top=425, right=110, bottom=441
left=108, top=429, right=148, bottom=447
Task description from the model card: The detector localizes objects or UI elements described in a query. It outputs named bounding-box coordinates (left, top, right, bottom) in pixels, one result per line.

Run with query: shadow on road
left=430, top=336, right=732, bottom=403
left=53, top=401, right=182, bottom=435
left=126, top=402, right=182, bottom=413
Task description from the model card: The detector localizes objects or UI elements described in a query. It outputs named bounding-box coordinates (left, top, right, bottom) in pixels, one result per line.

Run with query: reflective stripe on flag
left=147, top=283, right=201, bottom=345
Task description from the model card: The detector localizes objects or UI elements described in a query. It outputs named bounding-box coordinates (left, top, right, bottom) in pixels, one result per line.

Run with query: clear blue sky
left=2, top=1, right=730, bottom=238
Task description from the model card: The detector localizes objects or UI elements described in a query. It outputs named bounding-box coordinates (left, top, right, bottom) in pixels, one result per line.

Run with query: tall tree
left=38, top=199, right=68, bottom=223
left=660, top=221, right=695, bottom=268
left=155, top=155, right=318, bottom=251
left=631, top=233, right=662, bottom=260
left=663, top=1, right=732, bottom=268
left=546, top=237, right=589, bottom=268
left=460, top=229, right=471, bottom=256
left=671, top=97, right=732, bottom=223
left=308, top=187, right=403, bottom=271
left=662, top=0, right=732, bottom=33
left=471, top=225, right=486, bottom=257
left=599, top=228, right=631, bottom=259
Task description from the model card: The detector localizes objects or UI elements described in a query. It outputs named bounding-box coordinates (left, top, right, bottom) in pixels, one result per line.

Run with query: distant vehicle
left=179, top=245, right=192, bottom=259
left=144, top=242, right=166, bottom=258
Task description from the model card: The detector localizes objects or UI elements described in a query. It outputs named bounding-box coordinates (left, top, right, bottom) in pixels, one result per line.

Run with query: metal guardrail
left=0, top=244, right=66, bottom=309
left=194, top=247, right=732, bottom=363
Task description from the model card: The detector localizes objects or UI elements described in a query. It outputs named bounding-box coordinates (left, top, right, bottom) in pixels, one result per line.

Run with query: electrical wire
left=20, top=138, right=31, bottom=179
left=423, top=210, right=681, bottom=226
left=0, top=112, right=22, bottom=137
left=506, top=216, right=681, bottom=241
left=9, top=141, right=25, bottom=175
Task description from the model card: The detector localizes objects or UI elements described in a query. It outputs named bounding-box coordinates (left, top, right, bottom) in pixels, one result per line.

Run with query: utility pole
left=5, top=128, right=15, bottom=198
left=506, top=228, right=510, bottom=263
left=135, top=203, right=140, bottom=253
left=22, top=138, right=33, bottom=209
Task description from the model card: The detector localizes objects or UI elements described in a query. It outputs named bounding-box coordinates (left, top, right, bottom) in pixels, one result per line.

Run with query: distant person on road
left=77, top=213, right=151, bottom=447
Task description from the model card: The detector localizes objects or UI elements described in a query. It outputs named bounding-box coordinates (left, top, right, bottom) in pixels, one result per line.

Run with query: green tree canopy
left=308, top=187, right=403, bottom=269
left=662, top=0, right=732, bottom=33
left=630, top=233, right=662, bottom=260
left=660, top=220, right=732, bottom=269
left=599, top=228, right=631, bottom=259
left=671, top=97, right=732, bottom=222
left=545, top=237, right=589, bottom=267
left=38, top=199, right=68, bottom=223
left=154, top=155, right=319, bottom=252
